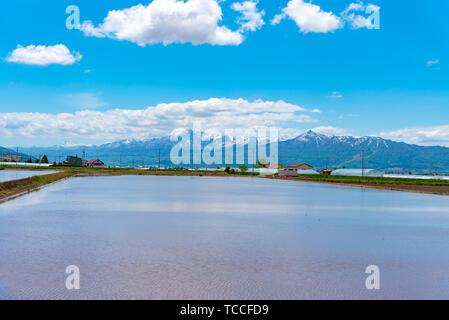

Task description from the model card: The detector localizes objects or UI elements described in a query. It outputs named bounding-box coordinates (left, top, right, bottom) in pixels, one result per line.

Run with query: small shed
left=278, top=168, right=298, bottom=177
left=288, top=163, right=313, bottom=170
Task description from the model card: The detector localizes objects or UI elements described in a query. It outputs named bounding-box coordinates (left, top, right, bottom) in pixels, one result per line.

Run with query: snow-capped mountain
left=19, top=130, right=449, bottom=171
left=280, top=130, right=449, bottom=170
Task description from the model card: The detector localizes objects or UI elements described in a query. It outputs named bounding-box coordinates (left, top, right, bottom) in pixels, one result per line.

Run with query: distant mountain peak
left=59, top=142, right=92, bottom=148
left=295, top=130, right=328, bottom=142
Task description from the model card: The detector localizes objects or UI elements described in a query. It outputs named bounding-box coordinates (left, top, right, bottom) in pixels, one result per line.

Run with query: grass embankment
left=67, top=166, right=259, bottom=177
left=0, top=170, right=74, bottom=202
left=265, top=174, right=449, bottom=196
left=294, top=174, right=449, bottom=186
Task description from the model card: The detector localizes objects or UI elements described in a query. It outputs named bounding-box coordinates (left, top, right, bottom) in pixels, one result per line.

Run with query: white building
left=331, top=169, right=383, bottom=177
left=297, top=169, right=320, bottom=175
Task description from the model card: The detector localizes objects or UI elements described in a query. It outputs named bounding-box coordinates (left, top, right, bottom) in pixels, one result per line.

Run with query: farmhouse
left=64, top=155, right=83, bottom=166
left=0, top=155, right=22, bottom=162
left=288, top=163, right=313, bottom=170
left=85, top=159, right=105, bottom=167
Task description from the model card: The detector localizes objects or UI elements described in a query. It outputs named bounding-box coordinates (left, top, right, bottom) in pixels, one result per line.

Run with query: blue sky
left=0, top=0, right=448, bottom=147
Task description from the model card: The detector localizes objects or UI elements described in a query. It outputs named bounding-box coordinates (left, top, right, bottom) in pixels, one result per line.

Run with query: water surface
left=0, top=170, right=57, bottom=183
left=0, top=176, right=448, bottom=299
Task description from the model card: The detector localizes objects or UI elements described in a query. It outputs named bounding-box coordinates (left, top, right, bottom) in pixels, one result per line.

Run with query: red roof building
left=319, top=169, right=332, bottom=176
left=85, top=159, right=105, bottom=167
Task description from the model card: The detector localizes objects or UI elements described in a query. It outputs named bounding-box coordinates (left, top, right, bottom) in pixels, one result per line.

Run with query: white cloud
left=379, top=125, right=449, bottom=147
left=271, top=0, right=342, bottom=33
left=0, top=98, right=320, bottom=142
left=328, top=91, right=343, bottom=99
left=66, top=93, right=108, bottom=109
left=6, top=44, right=82, bottom=66
left=231, top=0, right=265, bottom=32
left=342, top=2, right=380, bottom=29
left=80, top=0, right=244, bottom=46
left=311, top=126, right=354, bottom=136
left=427, top=59, right=440, bottom=67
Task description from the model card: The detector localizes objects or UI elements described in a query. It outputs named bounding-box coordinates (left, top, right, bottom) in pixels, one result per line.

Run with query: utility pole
left=158, top=149, right=161, bottom=170
left=362, top=150, right=365, bottom=178
left=120, top=154, right=122, bottom=168
left=253, top=148, right=255, bottom=173
left=16, top=147, right=18, bottom=166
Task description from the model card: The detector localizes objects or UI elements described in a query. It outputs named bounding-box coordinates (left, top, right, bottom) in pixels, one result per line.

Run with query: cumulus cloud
left=231, top=0, right=265, bottom=32
left=379, top=125, right=449, bottom=147
left=80, top=0, right=244, bottom=46
left=328, top=91, right=343, bottom=99
left=341, top=2, right=380, bottom=29
left=6, top=44, right=82, bottom=66
left=271, top=0, right=342, bottom=33
left=0, top=98, right=320, bottom=142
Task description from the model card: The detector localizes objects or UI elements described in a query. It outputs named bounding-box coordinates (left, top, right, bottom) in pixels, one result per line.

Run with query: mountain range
left=0, top=146, right=36, bottom=162
left=17, top=131, right=449, bottom=172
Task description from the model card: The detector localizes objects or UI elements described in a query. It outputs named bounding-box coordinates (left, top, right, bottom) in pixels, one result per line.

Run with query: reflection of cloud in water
left=94, top=201, right=294, bottom=215
left=1, top=190, right=49, bottom=212
left=0, top=170, right=58, bottom=183
left=0, top=178, right=71, bottom=213
left=1, top=175, right=449, bottom=299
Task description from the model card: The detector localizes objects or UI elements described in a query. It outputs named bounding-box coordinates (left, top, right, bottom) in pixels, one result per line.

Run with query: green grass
left=66, top=166, right=259, bottom=176
left=293, top=174, right=449, bottom=186
left=0, top=170, right=74, bottom=196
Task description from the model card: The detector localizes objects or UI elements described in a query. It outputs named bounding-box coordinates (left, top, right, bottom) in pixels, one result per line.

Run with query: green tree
left=257, top=158, right=268, bottom=168
left=225, top=166, right=231, bottom=174
left=239, top=165, right=249, bottom=173
left=41, top=155, right=49, bottom=164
